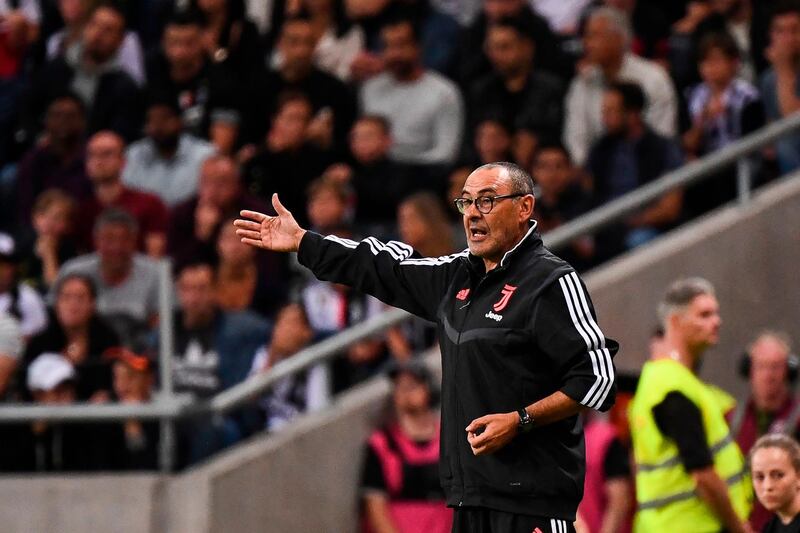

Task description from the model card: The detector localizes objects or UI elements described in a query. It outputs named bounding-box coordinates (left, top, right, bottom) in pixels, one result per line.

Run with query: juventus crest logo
left=493, top=284, right=518, bottom=312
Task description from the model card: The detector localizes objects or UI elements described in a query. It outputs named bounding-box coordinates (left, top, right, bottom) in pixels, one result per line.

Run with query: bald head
left=87, top=130, right=126, bottom=183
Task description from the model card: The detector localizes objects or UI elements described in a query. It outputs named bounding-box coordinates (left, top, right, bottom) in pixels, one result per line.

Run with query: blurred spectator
left=215, top=217, right=288, bottom=318
left=397, top=192, right=455, bottom=258
left=306, top=176, right=352, bottom=236
left=24, top=273, right=118, bottom=401
left=105, top=346, right=159, bottom=470
left=145, top=8, right=244, bottom=142
left=0, top=232, right=48, bottom=338
left=0, top=0, right=39, bottom=163
left=243, top=92, right=332, bottom=219
left=347, top=0, right=460, bottom=79
left=274, top=0, right=365, bottom=82
left=761, top=1, right=800, bottom=173
left=15, top=92, right=90, bottom=228
left=17, top=189, right=76, bottom=293
left=729, top=331, right=800, bottom=531
left=580, top=371, right=640, bottom=533
left=750, top=434, right=800, bottom=533
left=22, top=2, right=143, bottom=143
left=170, top=154, right=268, bottom=266
left=579, top=0, right=672, bottom=62
left=530, top=142, right=595, bottom=269
left=587, top=82, right=683, bottom=255
left=469, top=119, right=514, bottom=166
left=670, top=0, right=768, bottom=89
left=76, top=131, right=169, bottom=257
left=261, top=14, right=357, bottom=152
left=123, top=96, right=216, bottom=207
left=683, top=32, right=763, bottom=217
left=249, top=302, right=329, bottom=431
left=533, top=0, right=593, bottom=35
left=565, top=6, right=677, bottom=166
left=57, top=209, right=160, bottom=338
left=23, top=352, right=119, bottom=471
left=346, top=115, right=411, bottom=232
left=578, top=412, right=633, bottom=533
left=532, top=142, right=592, bottom=233
left=171, top=261, right=268, bottom=398
left=457, top=0, right=566, bottom=87
left=684, top=33, right=762, bottom=159
left=0, top=312, right=22, bottom=397
left=468, top=17, right=564, bottom=167
left=0, top=1, right=39, bottom=77
left=168, top=260, right=268, bottom=463
left=360, top=17, right=463, bottom=168
left=46, top=0, right=146, bottom=86
left=194, top=0, right=264, bottom=82
left=300, top=275, right=391, bottom=392
left=360, top=360, right=452, bottom=533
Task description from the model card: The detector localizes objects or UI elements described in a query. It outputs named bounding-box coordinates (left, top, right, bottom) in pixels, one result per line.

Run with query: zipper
left=452, top=271, right=494, bottom=505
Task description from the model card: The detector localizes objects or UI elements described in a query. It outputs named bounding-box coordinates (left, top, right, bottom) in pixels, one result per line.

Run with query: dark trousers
left=451, top=507, right=576, bottom=533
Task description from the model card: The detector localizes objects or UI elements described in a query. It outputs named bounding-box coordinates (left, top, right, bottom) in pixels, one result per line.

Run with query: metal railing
left=3, top=111, right=800, bottom=473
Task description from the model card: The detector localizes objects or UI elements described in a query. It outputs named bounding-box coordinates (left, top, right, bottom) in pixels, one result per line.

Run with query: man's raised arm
left=235, top=193, right=463, bottom=321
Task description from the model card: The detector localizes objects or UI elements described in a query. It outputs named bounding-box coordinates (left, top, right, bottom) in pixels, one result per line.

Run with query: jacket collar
left=465, top=220, right=541, bottom=273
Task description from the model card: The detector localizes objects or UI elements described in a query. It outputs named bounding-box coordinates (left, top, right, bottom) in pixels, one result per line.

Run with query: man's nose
left=464, top=202, right=482, bottom=217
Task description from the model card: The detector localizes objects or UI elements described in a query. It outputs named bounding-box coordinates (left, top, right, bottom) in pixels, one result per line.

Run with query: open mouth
left=469, top=227, right=488, bottom=241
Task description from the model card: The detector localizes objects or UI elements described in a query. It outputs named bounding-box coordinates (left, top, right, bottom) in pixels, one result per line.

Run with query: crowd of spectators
left=0, top=0, right=799, bottom=473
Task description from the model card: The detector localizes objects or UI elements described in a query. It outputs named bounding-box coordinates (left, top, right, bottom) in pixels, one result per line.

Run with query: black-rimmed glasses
left=453, top=194, right=524, bottom=215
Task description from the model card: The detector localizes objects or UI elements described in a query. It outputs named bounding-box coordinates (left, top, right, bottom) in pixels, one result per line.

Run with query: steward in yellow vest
left=630, top=278, right=752, bottom=533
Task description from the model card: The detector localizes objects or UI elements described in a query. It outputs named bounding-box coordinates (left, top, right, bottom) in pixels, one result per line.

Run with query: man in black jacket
left=21, top=3, right=142, bottom=144
left=235, top=162, right=618, bottom=532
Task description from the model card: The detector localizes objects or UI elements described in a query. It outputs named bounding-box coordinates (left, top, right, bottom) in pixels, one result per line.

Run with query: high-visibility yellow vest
left=629, top=359, right=752, bottom=533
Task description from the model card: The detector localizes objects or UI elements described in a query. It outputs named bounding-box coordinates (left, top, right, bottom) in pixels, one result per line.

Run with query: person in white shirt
left=564, top=6, right=677, bottom=166
left=360, top=16, right=464, bottom=167
left=0, top=233, right=48, bottom=339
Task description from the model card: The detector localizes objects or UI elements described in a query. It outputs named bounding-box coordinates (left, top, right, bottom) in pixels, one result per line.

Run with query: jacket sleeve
left=530, top=270, right=619, bottom=412
left=296, top=232, right=464, bottom=322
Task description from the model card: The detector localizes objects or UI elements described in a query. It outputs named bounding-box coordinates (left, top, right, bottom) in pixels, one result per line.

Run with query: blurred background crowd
left=0, top=0, right=799, bottom=529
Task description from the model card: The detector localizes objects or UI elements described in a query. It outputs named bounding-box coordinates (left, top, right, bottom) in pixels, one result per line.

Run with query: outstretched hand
left=234, top=193, right=306, bottom=253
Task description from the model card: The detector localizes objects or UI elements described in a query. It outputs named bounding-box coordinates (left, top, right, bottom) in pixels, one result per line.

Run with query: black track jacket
left=297, top=222, right=619, bottom=520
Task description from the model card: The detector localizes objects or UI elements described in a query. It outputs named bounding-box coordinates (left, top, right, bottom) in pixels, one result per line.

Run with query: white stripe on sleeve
left=559, top=273, right=613, bottom=410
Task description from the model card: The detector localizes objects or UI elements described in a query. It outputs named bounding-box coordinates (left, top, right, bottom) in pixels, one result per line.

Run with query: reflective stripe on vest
left=635, top=432, right=735, bottom=473
left=638, top=468, right=749, bottom=511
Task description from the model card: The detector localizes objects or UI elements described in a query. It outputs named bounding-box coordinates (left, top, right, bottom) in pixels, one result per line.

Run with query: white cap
left=27, top=352, right=77, bottom=392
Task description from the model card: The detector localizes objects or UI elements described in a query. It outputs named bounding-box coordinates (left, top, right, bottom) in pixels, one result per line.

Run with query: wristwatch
left=517, top=408, right=534, bottom=433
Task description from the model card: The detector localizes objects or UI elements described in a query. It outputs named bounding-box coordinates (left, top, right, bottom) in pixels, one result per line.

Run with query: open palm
left=234, top=194, right=306, bottom=253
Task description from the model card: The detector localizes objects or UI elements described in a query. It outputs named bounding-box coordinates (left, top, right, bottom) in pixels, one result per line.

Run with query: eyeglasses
left=453, top=194, right=524, bottom=215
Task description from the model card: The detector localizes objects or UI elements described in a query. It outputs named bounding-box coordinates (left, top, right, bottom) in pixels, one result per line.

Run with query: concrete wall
left=1, top=175, right=798, bottom=532
left=0, top=475, right=166, bottom=532
left=0, top=375, right=391, bottom=533
left=585, top=173, right=800, bottom=398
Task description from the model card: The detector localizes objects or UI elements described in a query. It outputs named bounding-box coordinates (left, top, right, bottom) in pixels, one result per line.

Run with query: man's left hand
left=466, top=412, right=518, bottom=456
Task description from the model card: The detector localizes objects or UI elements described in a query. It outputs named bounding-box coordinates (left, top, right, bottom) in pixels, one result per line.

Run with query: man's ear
left=519, top=194, right=535, bottom=222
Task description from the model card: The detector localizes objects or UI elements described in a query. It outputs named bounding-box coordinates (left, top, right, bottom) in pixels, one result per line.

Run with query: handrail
left=206, top=307, right=412, bottom=415
left=0, top=394, right=193, bottom=423
left=2, top=111, right=800, bottom=468
left=0, top=310, right=412, bottom=422
left=544, top=111, right=800, bottom=250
